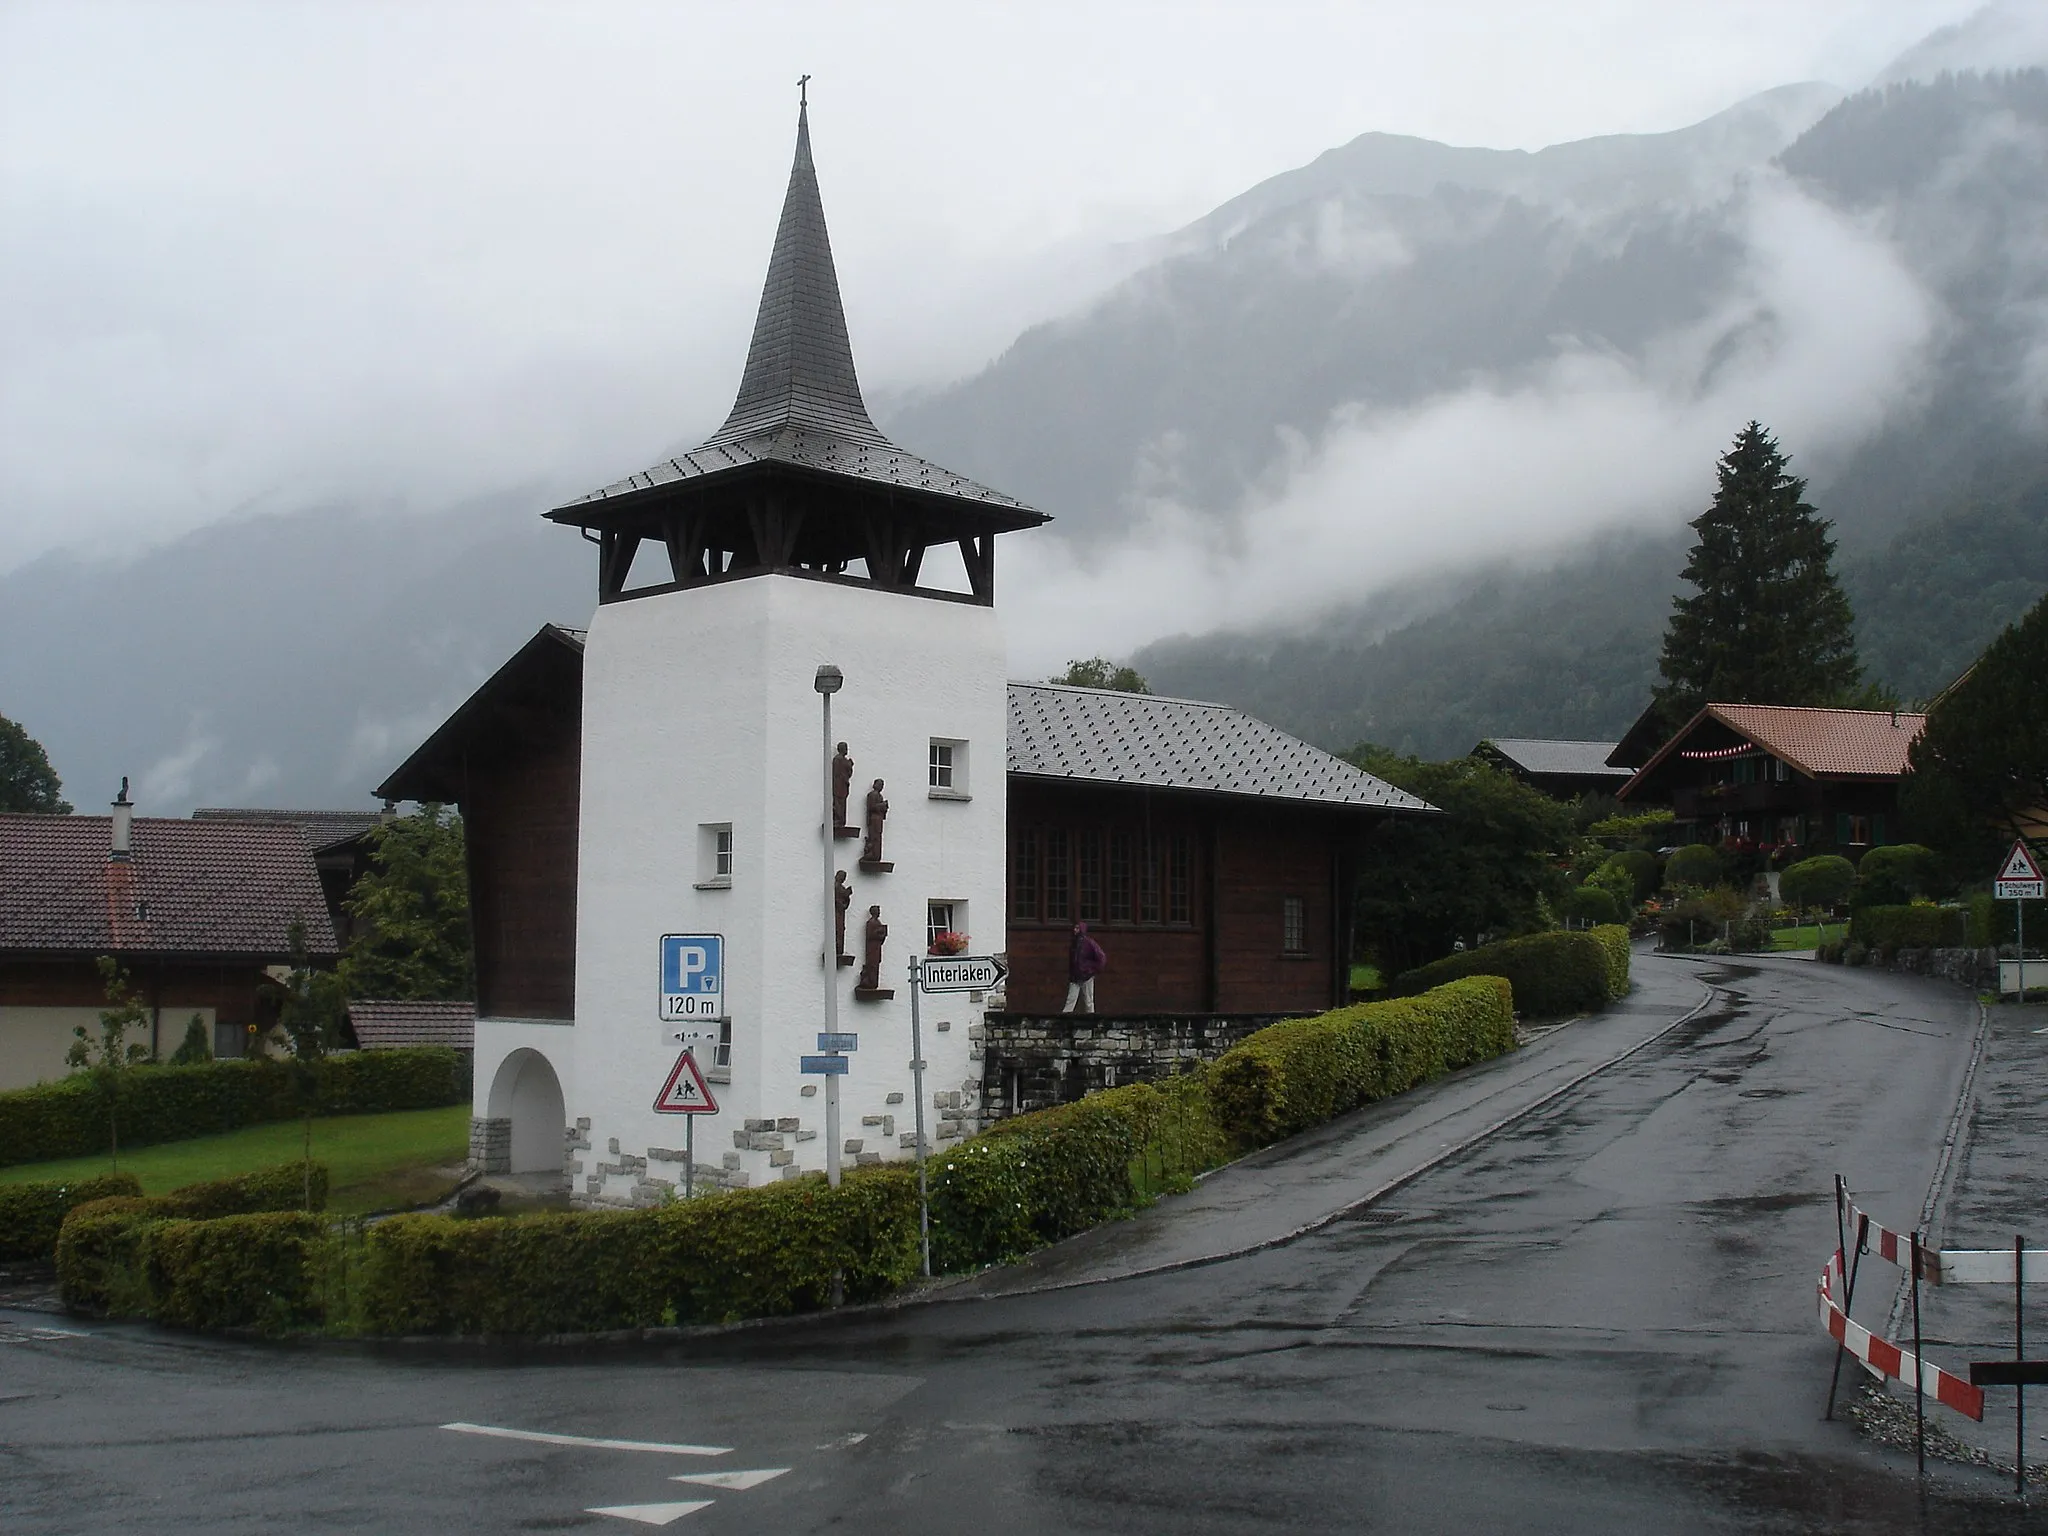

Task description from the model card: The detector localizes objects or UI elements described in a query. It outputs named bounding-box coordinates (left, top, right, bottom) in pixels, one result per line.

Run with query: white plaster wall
left=472, top=1018, right=578, bottom=1169
left=571, top=573, right=1007, bottom=1204
left=0, top=1007, right=100, bottom=1090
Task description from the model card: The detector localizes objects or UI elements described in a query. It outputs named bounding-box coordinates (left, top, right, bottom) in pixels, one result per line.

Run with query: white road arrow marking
left=585, top=1501, right=714, bottom=1526
left=440, top=1422, right=730, bottom=1456
left=669, top=1468, right=789, bottom=1490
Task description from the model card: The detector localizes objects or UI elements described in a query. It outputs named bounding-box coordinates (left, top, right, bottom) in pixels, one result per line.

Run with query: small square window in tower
left=928, top=901, right=967, bottom=955
left=1282, top=896, right=1307, bottom=956
left=929, top=739, right=969, bottom=799
left=696, top=824, right=733, bottom=888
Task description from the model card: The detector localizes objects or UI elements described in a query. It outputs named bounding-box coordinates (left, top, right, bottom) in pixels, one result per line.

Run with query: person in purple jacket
left=1064, top=920, right=1106, bottom=1014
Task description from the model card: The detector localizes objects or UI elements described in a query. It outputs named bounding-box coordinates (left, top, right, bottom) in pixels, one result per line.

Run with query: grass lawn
left=0, top=1105, right=471, bottom=1215
left=1350, top=963, right=1383, bottom=994
left=1770, top=922, right=1847, bottom=951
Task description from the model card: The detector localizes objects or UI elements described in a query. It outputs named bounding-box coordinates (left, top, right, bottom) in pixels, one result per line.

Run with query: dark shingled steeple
left=551, top=103, right=1043, bottom=523
left=707, top=102, right=885, bottom=449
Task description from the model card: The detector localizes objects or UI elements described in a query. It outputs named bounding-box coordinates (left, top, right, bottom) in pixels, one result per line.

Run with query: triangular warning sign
left=1999, top=840, right=2044, bottom=882
left=654, top=1050, right=718, bottom=1114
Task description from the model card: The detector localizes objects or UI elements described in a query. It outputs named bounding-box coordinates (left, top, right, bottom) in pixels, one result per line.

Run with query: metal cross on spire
left=799, top=73, right=810, bottom=106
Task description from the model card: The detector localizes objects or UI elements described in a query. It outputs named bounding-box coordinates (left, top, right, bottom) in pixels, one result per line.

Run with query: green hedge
left=1393, top=931, right=1614, bottom=1019
left=1589, top=924, right=1632, bottom=1000
left=56, top=981, right=1519, bottom=1338
left=0, top=1048, right=464, bottom=1168
left=1207, top=977, right=1515, bottom=1146
left=54, top=1162, right=326, bottom=1311
left=1848, top=904, right=1970, bottom=952
left=0, top=1172, right=142, bottom=1262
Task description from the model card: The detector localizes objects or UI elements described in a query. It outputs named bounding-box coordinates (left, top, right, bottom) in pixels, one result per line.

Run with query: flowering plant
left=928, top=930, right=970, bottom=956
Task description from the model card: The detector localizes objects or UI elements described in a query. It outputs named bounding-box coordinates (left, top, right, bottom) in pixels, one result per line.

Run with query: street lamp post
left=815, top=663, right=844, bottom=1188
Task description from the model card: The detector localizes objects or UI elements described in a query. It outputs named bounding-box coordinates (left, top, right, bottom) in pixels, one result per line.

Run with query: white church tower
left=538, top=100, right=1047, bottom=1203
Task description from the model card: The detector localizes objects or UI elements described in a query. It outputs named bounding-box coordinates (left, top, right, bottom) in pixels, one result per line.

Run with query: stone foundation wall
left=980, top=1012, right=1305, bottom=1121
left=468, top=1116, right=510, bottom=1174
left=1840, top=946, right=1999, bottom=989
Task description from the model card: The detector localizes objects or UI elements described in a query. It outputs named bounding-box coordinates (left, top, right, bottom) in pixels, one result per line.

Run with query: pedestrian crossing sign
left=653, top=1049, right=718, bottom=1114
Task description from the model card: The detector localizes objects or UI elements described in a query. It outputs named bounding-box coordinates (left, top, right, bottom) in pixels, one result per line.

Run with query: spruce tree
left=1653, top=423, right=1861, bottom=726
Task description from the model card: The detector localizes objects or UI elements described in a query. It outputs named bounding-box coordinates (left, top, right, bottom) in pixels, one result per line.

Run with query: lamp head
left=814, top=664, right=844, bottom=695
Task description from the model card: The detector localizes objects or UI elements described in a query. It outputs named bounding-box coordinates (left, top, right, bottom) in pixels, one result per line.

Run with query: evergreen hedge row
left=1392, top=930, right=1620, bottom=1018
left=55, top=979, right=1518, bottom=1338
left=1588, top=924, right=1632, bottom=1001
left=0, top=1172, right=142, bottom=1262
left=0, top=1048, right=465, bottom=1168
left=1848, top=904, right=1971, bottom=952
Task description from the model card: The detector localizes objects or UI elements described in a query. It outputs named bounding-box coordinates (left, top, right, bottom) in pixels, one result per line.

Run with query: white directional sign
left=918, top=954, right=1008, bottom=993
left=1995, top=840, right=2045, bottom=901
left=659, top=934, right=724, bottom=1022
left=653, top=1049, right=718, bottom=1114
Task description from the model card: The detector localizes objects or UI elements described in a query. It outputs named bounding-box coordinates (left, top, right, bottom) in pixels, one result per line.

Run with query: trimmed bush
left=1393, top=931, right=1612, bottom=1019
left=1208, top=977, right=1515, bottom=1146
left=1589, top=924, right=1632, bottom=1000
left=0, top=1047, right=464, bottom=1167
left=1849, top=904, right=1970, bottom=953
left=0, top=1172, right=143, bottom=1262
left=1563, top=885, right=1623, bottom=926
left=1606, top=850, right=1661, bottom=904
left=1781, top=854, right=1855, bottom=913
left=1852, top=844, right=1942, bottom=908
left=1665, top=844, right=1722, bottom=889
left=146, top=1212, right=326, bottom=1332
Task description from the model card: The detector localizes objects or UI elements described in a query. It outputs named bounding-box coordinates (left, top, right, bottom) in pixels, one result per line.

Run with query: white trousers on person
left=1062, top=977, right=1095, bottom=1014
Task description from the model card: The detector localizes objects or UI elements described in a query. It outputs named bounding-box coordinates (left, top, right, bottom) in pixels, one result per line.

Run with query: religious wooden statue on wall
left=832, top=743, right=858, bottom=838
left=834, top=870, right=853, bottom=966
left=855, top=904, right=893, bottom=999
left=860, top=778, right=892, bottom=870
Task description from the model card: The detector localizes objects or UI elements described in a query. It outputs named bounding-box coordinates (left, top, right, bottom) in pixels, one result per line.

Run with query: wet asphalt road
left=2, top=955, right=2037, bottom=1533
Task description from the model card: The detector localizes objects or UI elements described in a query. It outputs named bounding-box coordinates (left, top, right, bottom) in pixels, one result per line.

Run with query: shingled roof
left=348, top=999, right=474, bottom=1051
left=552, top=105, right=1041, bottom=524
left=1476, top=738, right=1632, bottom=781
left=1007, top=684, right=1436, bottom=813
left=1620, top=702, right=1929, bottom=800
left=191, top=807, right=386, bottom=854
left=0, top=816, right=338, bottom=960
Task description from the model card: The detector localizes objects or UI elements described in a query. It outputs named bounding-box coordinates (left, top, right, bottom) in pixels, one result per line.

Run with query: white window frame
left=928, top=738, right=970, bottom=800
left=695, top=823, right=733, bottom=889
left=927, top=900, right=966, bottom=954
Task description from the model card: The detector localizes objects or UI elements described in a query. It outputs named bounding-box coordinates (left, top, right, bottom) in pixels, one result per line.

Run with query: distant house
left=191, top=806, right=391, bottom=944
left=0, top=794, right=338, bottom=1090
left=1616, top=703, right=1927, bottom=856
left=347, top=998, right=475, bottom=1053
left=375, top=626, right=1435, bottom=1026
left=1470, top=738, right=1633, bottom=801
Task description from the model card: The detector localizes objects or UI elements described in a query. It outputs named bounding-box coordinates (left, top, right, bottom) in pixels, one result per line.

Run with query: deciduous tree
left=1051, top=658, right=1151, bottom=693
left=340, top=804, right=474, bottom=1001
left=0, top=713, right=71, bottom=814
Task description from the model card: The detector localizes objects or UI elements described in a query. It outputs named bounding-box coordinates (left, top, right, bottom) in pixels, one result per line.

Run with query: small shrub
left=0, top=1172, right=143, bottom=1262
left=1781, top=854, right=1856, bottom=913
left=1849, top=904, right=1969, bottom=953
left=1852, top=845, right=1942, bottom=908
left=1563, top=885, right=1623, bottom=926
left=146, top=1212, right=326, bottom=1333
left=55, top=1197, right=162, bottom=1314
left=167, top=1015, right=212, bottom=1066
left=1665, top=844, right=1722, bottom=889
left=1605, top=850, right=1661, bottom=904
left=1588, top=924, right=1632, bottom=999
left=1393, top=931, right=1612, bottom=1019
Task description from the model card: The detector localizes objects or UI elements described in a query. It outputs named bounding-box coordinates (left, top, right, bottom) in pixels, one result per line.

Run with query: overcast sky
left=0, top=0, right=2028, bottom=577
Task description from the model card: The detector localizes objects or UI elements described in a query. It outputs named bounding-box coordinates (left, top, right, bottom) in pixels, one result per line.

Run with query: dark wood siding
left=1007, top=781, right=1364, bottom=1016
left=464, top=699, right=581, bottom=1022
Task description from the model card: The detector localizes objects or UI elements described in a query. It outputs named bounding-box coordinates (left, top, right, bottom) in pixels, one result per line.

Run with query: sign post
left=652, top=1049, right=719, bottom=1198
left=907, top=954, right=930, bottom=1277
left=1994, top=840, right=2044, bottom=999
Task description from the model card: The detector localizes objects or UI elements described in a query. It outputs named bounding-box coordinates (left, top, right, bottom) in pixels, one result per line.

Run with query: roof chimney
left=110, top=777, right=133, bottom=862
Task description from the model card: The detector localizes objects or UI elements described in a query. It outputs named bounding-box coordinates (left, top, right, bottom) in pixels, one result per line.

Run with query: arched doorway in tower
left=486, top=1048, right=567, bottom=1174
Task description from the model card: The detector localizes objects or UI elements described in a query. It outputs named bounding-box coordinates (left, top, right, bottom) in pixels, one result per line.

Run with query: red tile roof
left=348, top=999, right=474, bottom=1051
left=0, top=816, right=338, bottom=960
left=1621, top=703, right=1928, bottom=798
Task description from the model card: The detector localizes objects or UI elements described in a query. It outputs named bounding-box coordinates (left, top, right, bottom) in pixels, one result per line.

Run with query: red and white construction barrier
left=1817, top=1244, right=1984, bottom=1420
left=1838, top=1183, right=2048, bottom=1288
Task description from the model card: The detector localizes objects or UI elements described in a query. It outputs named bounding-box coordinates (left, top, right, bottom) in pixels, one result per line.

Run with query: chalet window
left=1838, top=813, right=1872, bottom=846
left=1077, top=831, right=1103, bottom=921
left=929, top=739, right=969, bottom=798
left=928, top=901, right=964, bottom=953
left=1167, top=835, right=1191, bottom=923
left=1044, top=829, right=1071, bottom=920
left=1139, top=836, right=1161, bottom=923
left=695, top=823, right=733, bottom=888
left=1282, top=896, right=1307, bottom=955
left=1013, top=829, right=1039, bottom=921
left=1108, top=832, right=1133, bottom=921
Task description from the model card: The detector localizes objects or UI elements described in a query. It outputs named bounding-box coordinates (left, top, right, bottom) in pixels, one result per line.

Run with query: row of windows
left=1013, top=828, right=1193, bottom=925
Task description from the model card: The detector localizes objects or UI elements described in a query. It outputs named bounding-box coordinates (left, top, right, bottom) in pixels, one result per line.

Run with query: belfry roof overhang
left=547, top=103, right=1046, bottom=540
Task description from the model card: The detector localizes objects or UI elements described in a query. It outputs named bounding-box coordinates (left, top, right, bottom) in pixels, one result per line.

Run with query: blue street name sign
left=816, top=1032, right=859, bottom=1053
left=800, top=1055, right=850, bottom=1076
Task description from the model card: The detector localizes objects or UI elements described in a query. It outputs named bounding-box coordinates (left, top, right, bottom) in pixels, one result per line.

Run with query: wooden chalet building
left=378, top=635, right=1434, bottom=1025
left=0, top=794, right=338, bottom=1089
left=1470, top=738, right=1632, bottom=802
left=1616, top=703, right=1927, bottom=856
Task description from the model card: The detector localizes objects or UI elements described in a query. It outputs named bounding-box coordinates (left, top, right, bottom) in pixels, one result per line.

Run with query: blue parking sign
left=660, top=934, right=724, bottom=1022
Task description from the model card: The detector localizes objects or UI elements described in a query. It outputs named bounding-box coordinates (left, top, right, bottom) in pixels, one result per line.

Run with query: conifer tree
left=1653, top=423, right=1861, bottom=726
